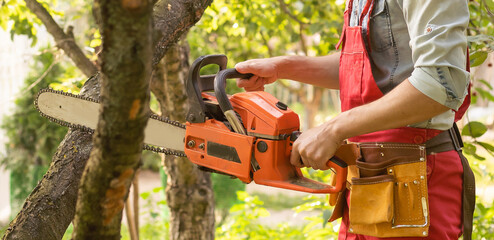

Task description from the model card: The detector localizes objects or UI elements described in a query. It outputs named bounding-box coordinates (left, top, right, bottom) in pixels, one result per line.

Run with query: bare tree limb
left=152, top=0, right=213, bottom=66
left=24, top=0, right=98, bottom=77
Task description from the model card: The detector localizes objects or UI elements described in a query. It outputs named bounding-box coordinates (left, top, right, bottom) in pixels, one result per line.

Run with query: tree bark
left=151, top=40, right=215, bottom=240
left=70, top=0, right=154, bottom=238
left=152, top=0, right=214, bottom=66
left=2, top=1, right=214, bottom=239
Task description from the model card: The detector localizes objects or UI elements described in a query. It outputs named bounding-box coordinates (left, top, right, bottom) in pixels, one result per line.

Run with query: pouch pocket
left=348, top=143, right=430, bottom=238
left=391, top=160, right=429, bottom=227
left=349, top=175, right=394, bottom=225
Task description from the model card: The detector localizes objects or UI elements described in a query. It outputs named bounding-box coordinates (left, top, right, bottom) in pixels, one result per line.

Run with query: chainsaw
left=35, top=54, right=357, bottom=194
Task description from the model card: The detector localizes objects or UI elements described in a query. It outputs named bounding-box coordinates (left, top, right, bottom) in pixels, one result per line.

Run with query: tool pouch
left=347, top=143, right=430, bottom=237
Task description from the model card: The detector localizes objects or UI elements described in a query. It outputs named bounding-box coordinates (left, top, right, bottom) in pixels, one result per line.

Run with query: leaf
left=322, top=209, right=332, bottom=228
left=89, top=38, right=101, bottom=48
left=463, top=143, right=486, bottom=161
left=140, top=192, right=151, bottom=200
left=474, top=87, right=494, bottom=102
left=462, top=121, right=488, bottom=138
left=152, top=186, right=163, bottom=193
left=478, top=141, right=494, bottom=152
left=470, top=51, right=489, bottom=67
left=478, top=79, right=494, bottom=90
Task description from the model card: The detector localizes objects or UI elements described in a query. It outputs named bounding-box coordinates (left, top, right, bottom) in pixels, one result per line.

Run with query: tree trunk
left=2, top=1, right=214, bottom=239
left=304, top=87, right=324, bottom=129
left=151, top=40, right=215, bottom=240
left=70, top=0, right=153, bottom=239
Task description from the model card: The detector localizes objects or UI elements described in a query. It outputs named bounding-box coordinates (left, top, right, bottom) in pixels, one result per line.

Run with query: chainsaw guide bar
left=34, top=88, right=187, bottom=157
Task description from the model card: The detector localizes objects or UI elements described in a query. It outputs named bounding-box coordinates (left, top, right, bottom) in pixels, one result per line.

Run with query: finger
left=237, top=76, right=259, bottom=88
left=313, top=158, right=330, bottom=171
left=290, top=145, right=304, bottom=168
left=300, top=155, right=310, bottom=168
left=246, top=78, right=266, bottom=91
left=235, top=62, right=255, bottom=74
left=245, top=86, right=265, bottom=92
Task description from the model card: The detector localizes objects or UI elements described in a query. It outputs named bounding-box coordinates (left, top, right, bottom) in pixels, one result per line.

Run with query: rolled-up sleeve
left=402, top=0, right=470, bottom=110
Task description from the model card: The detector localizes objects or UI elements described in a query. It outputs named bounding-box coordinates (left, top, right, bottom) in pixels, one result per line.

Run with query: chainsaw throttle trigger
left=214, top=68, right=253, bottom=134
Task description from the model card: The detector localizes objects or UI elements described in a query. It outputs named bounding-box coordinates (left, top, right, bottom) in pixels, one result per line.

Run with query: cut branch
left=24, top=0, right=98, bottom=77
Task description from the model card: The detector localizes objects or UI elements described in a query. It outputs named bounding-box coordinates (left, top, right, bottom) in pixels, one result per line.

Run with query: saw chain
left=34, top=88, right=187, bottom=157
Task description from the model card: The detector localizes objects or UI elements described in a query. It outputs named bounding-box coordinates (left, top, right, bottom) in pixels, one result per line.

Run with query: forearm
left=327, top=79, right=450, bottom=141
left=274, top=53, right=341, bottom=89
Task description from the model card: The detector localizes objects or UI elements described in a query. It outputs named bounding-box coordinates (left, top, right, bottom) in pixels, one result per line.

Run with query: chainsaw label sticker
left=207, top=141, right=241, bottom=163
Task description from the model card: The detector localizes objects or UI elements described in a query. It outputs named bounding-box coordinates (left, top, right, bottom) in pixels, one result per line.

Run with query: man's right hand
left=235, top=58, right=279, bottom=91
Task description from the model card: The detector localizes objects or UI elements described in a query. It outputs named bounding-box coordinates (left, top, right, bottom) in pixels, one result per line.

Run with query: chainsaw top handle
left=186, top=55, right=228, bottom=123
left=214, top=68, right=253, bottom=134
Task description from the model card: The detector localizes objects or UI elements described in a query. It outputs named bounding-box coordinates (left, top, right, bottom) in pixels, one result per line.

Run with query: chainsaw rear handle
left=214, top=68, right=253, bottom=134
left=291, top=131, right=348, bottom=193
left=326, top=157, right=348, bottom=192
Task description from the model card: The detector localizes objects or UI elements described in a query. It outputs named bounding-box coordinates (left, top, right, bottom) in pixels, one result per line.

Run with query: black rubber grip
left=214, top=68, right=253, bottom=113
left=329, top=156, right=348, bottom=168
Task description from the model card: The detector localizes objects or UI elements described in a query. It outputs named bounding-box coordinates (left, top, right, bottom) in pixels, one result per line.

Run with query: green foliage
left=463, top=121, right=489, bottom=138
left=1, top=0, right=41, bottom=45
left=189, top=0, right=344, bottom=64
left=215, top=191, right=339, bottom=240
left=215, top=191, right=274, bottom=239
left=472, top=200, right=494, bottom=240
left=468, top=0, right=494, bottom=53
left=212, top=173, right=246, bottom=223
left=0, top=0, right=67, bottom=46
left=466, top=5, right=494, bottom=237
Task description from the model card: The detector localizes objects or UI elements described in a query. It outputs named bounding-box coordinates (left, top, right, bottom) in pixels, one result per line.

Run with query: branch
left=152, top=0, right=213, bottom=66
left=24, top=0, right=98, bottom=77
left=277, top=0, right=309, bottom=26
left=277, top=0, right=308, bottom=55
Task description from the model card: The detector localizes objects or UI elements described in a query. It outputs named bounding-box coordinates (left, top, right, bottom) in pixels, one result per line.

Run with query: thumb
left=235, top=61, right=257, bottom=75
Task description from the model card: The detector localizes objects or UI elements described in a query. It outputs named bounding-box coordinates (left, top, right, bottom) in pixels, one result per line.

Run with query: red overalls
left=337, top=0, right=470, bottom=239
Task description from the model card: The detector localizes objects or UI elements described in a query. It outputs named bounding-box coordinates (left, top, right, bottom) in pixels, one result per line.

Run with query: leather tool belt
left=329, top=125, right=475, bottom=239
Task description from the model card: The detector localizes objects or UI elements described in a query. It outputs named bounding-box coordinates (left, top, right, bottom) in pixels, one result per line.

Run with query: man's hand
left=290, top=123, right=344, bottom=170
left=235, top=59, right=279, bottom=91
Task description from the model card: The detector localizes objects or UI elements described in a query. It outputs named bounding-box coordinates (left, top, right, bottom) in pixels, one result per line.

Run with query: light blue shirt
left=349, top=0, right=470, bottom=130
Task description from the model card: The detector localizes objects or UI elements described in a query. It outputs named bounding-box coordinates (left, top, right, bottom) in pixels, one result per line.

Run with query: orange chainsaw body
left=185, top=91, right=345, bottom=193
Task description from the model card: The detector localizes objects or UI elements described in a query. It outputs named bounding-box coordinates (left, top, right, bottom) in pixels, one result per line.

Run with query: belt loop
left=448, top=123, right=463, bottom=151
